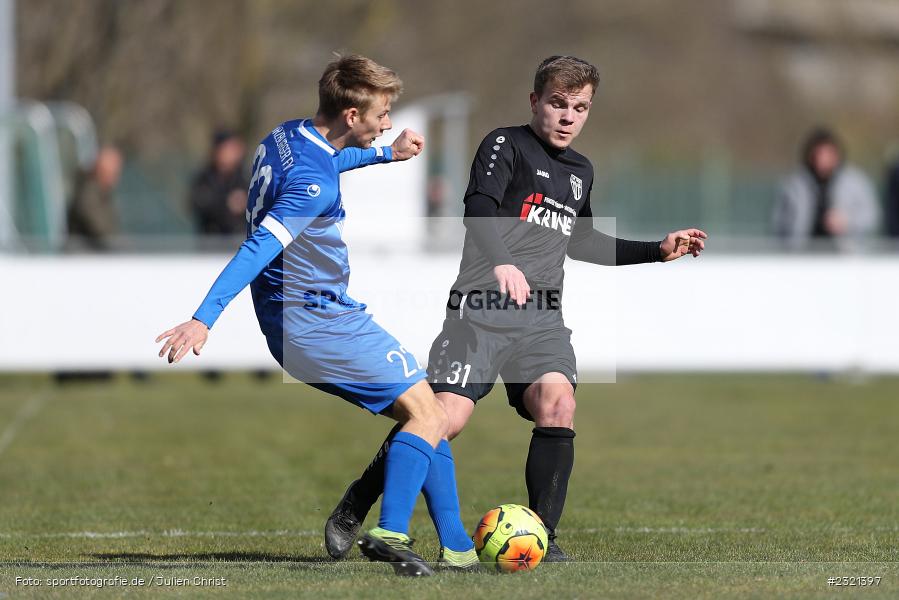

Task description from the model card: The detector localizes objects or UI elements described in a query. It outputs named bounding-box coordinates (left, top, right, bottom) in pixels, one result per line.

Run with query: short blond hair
left=317, top=55, right=403, bottom=119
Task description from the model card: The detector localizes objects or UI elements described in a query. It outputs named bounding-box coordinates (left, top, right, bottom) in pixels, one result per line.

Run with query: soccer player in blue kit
left=155, top=55, right=477, bottom=576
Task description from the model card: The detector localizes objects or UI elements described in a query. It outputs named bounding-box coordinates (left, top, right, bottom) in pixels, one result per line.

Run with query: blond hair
left=317, top=55, right=403, bottom=119
left=534, top=56, right=600, bottom=97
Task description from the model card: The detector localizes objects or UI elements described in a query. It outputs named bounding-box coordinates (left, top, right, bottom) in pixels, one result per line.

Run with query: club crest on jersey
left=519, top=193, right=572, bottom=236
left=570, top=174, right=582, bottom=201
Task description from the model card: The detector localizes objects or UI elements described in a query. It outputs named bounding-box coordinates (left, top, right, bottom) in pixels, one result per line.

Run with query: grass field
left=0, top=373, right=897, bottom=599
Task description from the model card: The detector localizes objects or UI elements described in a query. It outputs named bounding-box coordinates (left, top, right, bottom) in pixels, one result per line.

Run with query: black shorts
left=427, top=301, right=577, bottom=421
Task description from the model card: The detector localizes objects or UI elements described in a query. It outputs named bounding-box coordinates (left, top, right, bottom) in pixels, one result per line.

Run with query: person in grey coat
left=773, top=128, right=879, bottom=252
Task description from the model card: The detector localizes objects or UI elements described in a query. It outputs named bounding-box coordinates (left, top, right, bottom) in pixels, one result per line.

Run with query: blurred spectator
left=67, top=145, right=123, bottom=251
left=886, top=155, right=899, bottom=238
left=426, top=175, right=448, bottom=218
left=773, top=128, right=879, bottom=252
left=188, top=130, right=248, bottom=235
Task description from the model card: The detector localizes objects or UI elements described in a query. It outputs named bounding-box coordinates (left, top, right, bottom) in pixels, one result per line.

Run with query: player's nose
left=383, top=116, right=392, bottom=131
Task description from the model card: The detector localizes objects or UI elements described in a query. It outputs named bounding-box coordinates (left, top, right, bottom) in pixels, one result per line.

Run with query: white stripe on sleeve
left=260, top=215, right=294, bottom=248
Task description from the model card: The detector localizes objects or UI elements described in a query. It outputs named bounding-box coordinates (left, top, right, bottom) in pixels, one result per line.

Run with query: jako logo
left=519, top=193, right=572, bottom=235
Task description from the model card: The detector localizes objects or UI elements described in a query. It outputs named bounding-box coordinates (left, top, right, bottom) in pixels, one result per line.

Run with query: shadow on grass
left=90, top=552, right=326, bottom=564
left=4, top=554, right=394, bottom=572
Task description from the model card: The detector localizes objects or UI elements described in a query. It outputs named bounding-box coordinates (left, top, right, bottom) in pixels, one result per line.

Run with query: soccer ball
left=473, top=503, right=548, bottom=572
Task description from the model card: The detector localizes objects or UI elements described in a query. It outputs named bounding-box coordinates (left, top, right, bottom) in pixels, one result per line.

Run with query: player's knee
left=446, top=415, right=464, bottom=440
left=414, top=390, right=450, bottom=438
left=424, top=401, right=450, bottom=439
left=532, top=390, right=576, bottom=428
left=439, top=394, right=474, bottom=440
left=395, top=383, right=447, bottom=434
left=556, top=391, right=576, bottom=423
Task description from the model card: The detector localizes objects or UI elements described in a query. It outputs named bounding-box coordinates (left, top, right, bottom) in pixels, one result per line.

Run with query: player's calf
left=522, top=375, right=576, bottom=557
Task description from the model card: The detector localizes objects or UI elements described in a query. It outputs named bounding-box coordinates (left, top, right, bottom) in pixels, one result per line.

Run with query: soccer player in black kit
left=326, top=56, right=707, bottom=565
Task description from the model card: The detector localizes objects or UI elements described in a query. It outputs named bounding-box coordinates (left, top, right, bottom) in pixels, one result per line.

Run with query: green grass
left=0, top=373, right=896, bottom=598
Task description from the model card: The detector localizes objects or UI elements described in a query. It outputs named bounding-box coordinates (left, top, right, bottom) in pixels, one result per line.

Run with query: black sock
left=346, top=423, right=401, bottom=521
left=525, top=426, right=575, bottom=539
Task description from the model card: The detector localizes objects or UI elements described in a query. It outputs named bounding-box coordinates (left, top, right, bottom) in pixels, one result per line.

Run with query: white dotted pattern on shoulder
left=488, top=134, right=505, bottom=175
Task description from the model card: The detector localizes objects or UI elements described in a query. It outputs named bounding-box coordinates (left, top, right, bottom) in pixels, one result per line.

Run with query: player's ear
left=529, top=92, right=539, bottom=114
left=344, top=107, right=359, bottom=128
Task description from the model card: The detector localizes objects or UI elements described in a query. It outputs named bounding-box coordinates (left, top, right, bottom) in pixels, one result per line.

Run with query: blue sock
left=378, top=431, right=434, bottom=535
left=422, top=439, right=474, bottom=551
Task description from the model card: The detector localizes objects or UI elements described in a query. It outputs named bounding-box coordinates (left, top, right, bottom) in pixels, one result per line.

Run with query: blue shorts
left=266, top=310, right=426, bottom=415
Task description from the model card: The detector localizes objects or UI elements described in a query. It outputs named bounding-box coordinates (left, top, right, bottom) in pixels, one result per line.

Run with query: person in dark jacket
left=188, top=130, right=248, bottom=235
left=68, top=146, right=123, bottom=251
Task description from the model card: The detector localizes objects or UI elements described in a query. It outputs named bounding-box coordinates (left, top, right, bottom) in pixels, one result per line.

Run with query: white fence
left=1, top=254, right=897, bottom=374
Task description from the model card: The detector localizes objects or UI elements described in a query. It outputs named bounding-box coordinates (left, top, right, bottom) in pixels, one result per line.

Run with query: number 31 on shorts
left=446, top=361, right=471, bottom=387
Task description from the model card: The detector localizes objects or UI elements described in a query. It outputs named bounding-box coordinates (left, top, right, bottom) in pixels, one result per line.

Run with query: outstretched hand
left=156, top=319, right=209, bottom=364
left=390, top=129, right=425, bottom=161
left=660, top=228, right=708, bottom=261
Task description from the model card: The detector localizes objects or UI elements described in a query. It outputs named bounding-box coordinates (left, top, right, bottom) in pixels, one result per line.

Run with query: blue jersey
left=193, top=118, right=393, bottom=338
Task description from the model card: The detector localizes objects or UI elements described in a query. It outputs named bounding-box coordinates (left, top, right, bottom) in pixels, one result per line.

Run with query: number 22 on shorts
left=386, top=345, right=423, bottom=378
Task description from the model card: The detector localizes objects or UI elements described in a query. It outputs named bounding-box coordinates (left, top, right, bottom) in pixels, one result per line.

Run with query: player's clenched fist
left=390, top=129, right=425, bottom=161
left=156, top=319, right=209, bottom=364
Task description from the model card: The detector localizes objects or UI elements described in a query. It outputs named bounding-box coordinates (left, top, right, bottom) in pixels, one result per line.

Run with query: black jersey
left=451, top=125, right=594, bottom=296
